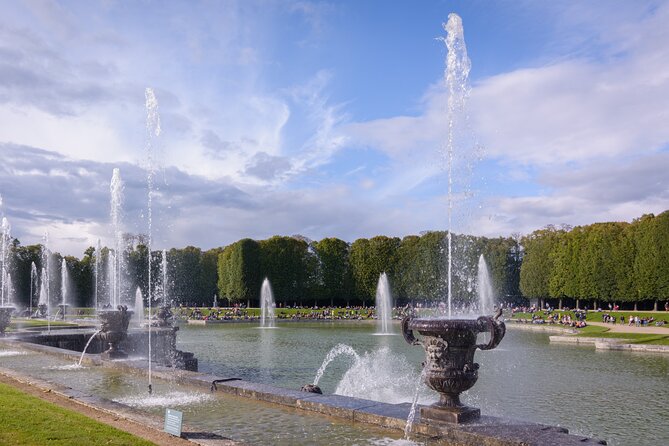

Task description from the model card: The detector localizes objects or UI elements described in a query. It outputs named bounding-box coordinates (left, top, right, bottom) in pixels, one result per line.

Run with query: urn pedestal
left=402, top=309, right=506, bottom=423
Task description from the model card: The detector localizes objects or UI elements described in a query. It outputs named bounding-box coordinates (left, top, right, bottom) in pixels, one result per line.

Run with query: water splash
left=260, top=278, right=276, bottom=328
left=94, top=239, right=101, bottom=311
left=335, top=348, right=432, bottom=405
left=0, top=351, right=26, bottom=357
left=313, top=344, right=360, bottom=386
left=161, top=249, right=169, bottom=307
left=78, top=330, right=101, bottom=366
left=116, top=391, right=211, bottom=409
left=404, top=368, right=428, bottom=439
left=375, top=273, right=393, bottom=334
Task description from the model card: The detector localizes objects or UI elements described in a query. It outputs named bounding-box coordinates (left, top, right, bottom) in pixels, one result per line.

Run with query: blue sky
left=0, top=0, right=668, bottom=255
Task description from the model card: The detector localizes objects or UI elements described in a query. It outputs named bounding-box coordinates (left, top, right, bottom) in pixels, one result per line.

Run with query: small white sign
left=164, top=408, right=183, bottom=437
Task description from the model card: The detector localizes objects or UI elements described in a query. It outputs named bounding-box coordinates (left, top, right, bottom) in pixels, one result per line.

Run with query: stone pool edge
left=1, top=337, right=608, bottom=446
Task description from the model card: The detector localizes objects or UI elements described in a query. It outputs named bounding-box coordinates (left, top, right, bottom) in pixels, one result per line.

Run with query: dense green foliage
left=3, top=210, right=667, bottom=309
left=521, top=211, right=669, bottom=307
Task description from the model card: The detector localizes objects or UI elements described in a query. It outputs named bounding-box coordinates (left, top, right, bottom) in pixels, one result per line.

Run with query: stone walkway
left=588, top=321, right=669, bottom=335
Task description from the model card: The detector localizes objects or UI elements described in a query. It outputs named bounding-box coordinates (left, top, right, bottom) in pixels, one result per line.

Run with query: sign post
left=164, top=408, right=183, bottom=437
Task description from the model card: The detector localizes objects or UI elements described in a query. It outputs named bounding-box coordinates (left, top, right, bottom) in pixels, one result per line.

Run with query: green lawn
left=510, top=309, right=669, bottom=324
left=7, top=319, right=77, bottom=331
left=0, top=381, right=156, bottom=445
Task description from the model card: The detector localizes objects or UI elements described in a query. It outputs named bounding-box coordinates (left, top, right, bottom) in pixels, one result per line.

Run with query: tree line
left=2, top=209, right=667, bottom=309
left=520, top=211, right=669, bottom=310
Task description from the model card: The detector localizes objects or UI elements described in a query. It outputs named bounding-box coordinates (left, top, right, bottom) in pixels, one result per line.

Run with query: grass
left=175, top=306, right=375, bottom=319
left=510, top=309, right=669, bottom=324
left=0, top=381, right=156, bottom=446
left=7, top=319, right=77, bottom=330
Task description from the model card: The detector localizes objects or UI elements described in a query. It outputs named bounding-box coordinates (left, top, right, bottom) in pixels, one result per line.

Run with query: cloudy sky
left=1, top=0, right=668, bottom=256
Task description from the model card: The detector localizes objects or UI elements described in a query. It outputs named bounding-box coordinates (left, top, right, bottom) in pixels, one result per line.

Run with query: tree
left=313, top=237, right=352, bottom=306
left=217, top=239, right=261, bottom=305
left=520, top=226, right=564, bottom=302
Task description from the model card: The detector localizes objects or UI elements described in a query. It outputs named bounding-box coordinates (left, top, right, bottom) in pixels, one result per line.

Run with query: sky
left=0, top=0, right=668, bottom=256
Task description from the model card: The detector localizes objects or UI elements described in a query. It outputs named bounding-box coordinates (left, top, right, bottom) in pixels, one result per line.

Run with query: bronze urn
left=402, top=309, right=505, bottom=423
left=98, top=305, right=133, bottom=360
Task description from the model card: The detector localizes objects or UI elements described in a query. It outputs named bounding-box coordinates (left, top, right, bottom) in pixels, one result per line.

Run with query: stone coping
left=1, top=337, right=608, bottom=445
left=550, top=335, right=669, bottom=353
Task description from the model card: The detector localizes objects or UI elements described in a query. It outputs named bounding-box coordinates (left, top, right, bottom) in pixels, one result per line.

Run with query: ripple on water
left=115, top=391, right=213, bottom=408
left=0, top=351, right=26, bottom=357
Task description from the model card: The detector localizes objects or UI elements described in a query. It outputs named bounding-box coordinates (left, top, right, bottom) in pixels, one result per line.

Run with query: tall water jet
left=60, top=259, right=70, bottom=314
left=134, top=287, right=144, bottom=327
left=1, top=217, right=10, bottom=307
left=41, top=234, right=51, bottom=331
left=161, top=249, right=169, bottom=307
left=29, top=261, right=37, bottom=315
left=145, top=87, right=161, bottom=393
left=110, top=168, right=124, bottom=308
left=260, top=278, right=275, bottom=328
left=477, top=255, right=494, bottom=314
left=441, top=13, right=471, bottom=317
left=375, top=272, right=393, bottom=334
left=37, top=268, right=49, bottom=317
left=94, top=239, right=101, bottom=311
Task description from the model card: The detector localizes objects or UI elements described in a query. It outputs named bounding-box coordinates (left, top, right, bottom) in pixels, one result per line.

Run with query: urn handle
left=402, top=316, right=421, bottom=346
left=476, top=308, right=506, bottom=351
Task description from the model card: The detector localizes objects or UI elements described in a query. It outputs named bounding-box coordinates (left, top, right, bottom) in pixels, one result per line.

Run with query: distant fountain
left=1, top=217, right=10, bottom=307
left=109, top=168, right=124, bottom=308
left=213, top=294, right=218, bottom=308
left=29, top=262, right=37, bottom=316
left=37, top=268, right=49, bottom=318
left=375, top=273, right=393, bottom=334
left=260, top=278, right=275, bottom=328
left=134, top=287, right=144, bottom=327
left=0, top=306, right=12, bottom=335
left=59, top=258, right=69, bottom=319
left=477, top=255, right=495, bottom=314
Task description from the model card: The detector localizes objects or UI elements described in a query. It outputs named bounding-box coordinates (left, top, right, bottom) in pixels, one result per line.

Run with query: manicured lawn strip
left=510, top=310, right=669, bottom=324
left=7, top=319, right=77, bottom=331
left=175, top=307, right=376, bottom=319
left=0, top=381, right=156, bottom=446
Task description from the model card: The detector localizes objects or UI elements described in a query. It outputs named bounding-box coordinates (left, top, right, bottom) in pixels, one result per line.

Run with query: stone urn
left=0, top=306, right=14, bottom=335
left=37, top=304, right=48, bottom=318
left=155, top=305, right=173, bottom=327
left=98, top=305, right=133, bottom=360
left=57, top=303, right=69, bottom=320
left=402, top=308, right=506, bottom=423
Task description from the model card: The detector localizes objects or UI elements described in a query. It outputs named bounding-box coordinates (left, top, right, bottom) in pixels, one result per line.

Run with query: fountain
left=0, top=305, right=12, bottom=335
left=477, top=255, right=495, bottom=314
left=134, top=287, right=144, bottom=327
left=29, top=262, right=37, bottom=316
left=375, top=272, right=393, bottom=334
left=109, top=168, right=124, bottom=308
left=260, top=278, right=275, bottom=328
left=36, top=268, right=49, bottom=318
left=98, top=305, right=133, bottom=360
left=58, top=258, right=69, bottom=320
left=402, top=309, right=505, bottom=423
left=1, top=217, right=10, bottom=307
